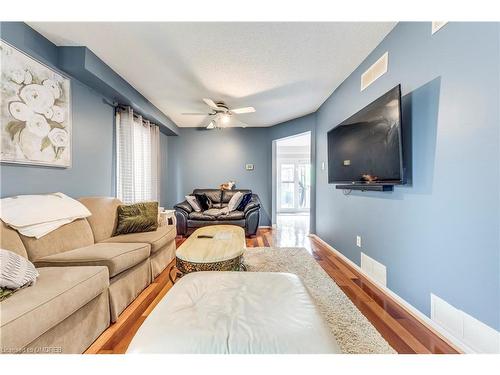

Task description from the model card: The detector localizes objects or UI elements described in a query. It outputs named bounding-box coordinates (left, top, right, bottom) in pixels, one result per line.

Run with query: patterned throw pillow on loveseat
left=0, top=248, right=39, bottom=301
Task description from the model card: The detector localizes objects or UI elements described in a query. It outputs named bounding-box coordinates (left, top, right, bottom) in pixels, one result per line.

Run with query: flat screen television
left=327, top=85, right=404, bottom=186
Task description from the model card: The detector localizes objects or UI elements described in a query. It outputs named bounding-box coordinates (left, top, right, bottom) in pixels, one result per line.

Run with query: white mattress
left=127, top=271, right=341, bottom=354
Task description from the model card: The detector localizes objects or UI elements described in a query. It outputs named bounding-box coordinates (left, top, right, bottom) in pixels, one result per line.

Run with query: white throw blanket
left=0, top=193, right=91, bottom=239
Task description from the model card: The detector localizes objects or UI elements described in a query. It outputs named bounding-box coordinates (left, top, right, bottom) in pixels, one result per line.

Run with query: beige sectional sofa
left=0, top=197, right=176, bottom=354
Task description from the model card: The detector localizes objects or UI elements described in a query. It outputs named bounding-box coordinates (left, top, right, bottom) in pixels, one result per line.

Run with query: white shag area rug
left=243, top=247, right=397, bottom=354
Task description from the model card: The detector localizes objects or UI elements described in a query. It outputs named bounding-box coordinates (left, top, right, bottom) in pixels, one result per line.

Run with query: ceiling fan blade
left=230, top=117, right=249, bottom=128
left=231, top=106, right=255, bottom=114
left=203, top=98, right=221, bottom=110
left=181, top=112, right=208, bottom=115
left=206, top=121, right=216, bottom=129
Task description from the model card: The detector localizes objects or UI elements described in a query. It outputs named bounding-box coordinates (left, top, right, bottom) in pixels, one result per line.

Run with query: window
left=279, top=163, right=295, bottom=209
left=116, top=107, right=160, bottom=204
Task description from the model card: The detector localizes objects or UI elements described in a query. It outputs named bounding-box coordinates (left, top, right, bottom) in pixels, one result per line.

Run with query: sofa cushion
left=227, top=191, right=244, bottom=211
left=101, top=225, right=176, bottom=254
left=185, top=195, right=202, bottom=212
left=34, top=242, right=151, bottom=278
left=194, top=193, right=212, bottom=211
left=219, top=210, right=245, bottom=220
left=79, top=197, right=122, bottom=242
left=188, top=211, right=217, bottom=221
left=222, top=189, right=252, bottom=203
left=20, top=219, right=95, bottom=262
left=236, top=193, right=253, bottom=211
left=192, top=189, right=222, bottom=204
left=0, top=266, right=109, bottom=352
left=188, top=219, right=245, bottom=228
left=0, top=220, right=28, bottom=258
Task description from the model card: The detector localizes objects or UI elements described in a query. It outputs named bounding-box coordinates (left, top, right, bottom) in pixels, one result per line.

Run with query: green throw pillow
left=114, top=201, right=159, bottom=236
left=0, top=287, right=15, bottom=302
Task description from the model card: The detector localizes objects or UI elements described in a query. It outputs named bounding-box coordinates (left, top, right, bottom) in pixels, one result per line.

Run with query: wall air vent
left=360, top=252, right=387, bottom=286
left=431, top=294, right=500, bottom=353
left=432, top=22, right=448, bottom=34
left=360, top=52, right=388, bottom=91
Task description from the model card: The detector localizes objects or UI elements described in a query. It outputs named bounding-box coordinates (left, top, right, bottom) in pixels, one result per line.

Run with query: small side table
left=159, top=209, right=176, bottom=227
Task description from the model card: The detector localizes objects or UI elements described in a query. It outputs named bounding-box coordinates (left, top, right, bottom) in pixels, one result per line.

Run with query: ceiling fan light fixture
left=220, top=113, right=231, bottom=124
left=192, top=98, right=256, bottom=129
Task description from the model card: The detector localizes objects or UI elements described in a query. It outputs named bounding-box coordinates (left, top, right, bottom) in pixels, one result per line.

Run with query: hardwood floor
left=84, top=260, right=176, bottom=354
left=86, top=221, right=461, bottom=354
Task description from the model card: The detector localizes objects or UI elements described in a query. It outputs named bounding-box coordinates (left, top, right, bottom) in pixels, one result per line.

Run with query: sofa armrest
left=244, top=195, right=260, bottom=236
left=174, top=201, right=192, bottom=236
left=244, top=194, right=261, bottom=215
left=174, top=200, right=193, bottom=214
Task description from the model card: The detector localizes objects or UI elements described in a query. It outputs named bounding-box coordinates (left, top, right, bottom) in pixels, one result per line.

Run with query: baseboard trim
left=258, top=225, right=272, bottom=229
left=308, top=234, right=473, bottom=354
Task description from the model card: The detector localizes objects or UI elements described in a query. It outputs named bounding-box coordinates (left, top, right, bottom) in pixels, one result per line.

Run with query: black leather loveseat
left=174, top=189, right=261, bottom=237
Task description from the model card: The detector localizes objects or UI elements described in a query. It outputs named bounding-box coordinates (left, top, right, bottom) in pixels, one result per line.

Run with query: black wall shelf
left=336, top=184, right=394, bottom=192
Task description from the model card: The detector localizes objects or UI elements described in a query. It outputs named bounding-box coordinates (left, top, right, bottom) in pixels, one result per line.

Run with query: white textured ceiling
left=28, top=22, right=395, bottom=128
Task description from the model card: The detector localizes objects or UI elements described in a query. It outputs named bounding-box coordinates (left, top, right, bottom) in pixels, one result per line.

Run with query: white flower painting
left=1, top=41, right=71, bottom=167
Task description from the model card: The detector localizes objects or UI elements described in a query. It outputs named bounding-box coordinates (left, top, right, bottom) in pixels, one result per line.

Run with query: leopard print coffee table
left=170, top=225, right=246, bottom=282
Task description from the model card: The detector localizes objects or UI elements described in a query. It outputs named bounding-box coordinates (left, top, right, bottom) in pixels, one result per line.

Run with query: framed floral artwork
left=1, top=40, right=71, bottom=167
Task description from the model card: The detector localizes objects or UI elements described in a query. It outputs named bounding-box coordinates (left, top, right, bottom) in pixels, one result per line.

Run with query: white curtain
left=116, top=107, right=160, bottom=204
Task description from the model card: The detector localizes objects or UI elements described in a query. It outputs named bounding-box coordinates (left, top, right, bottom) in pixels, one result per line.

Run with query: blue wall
left=163, top=114, right=317, bottom=227
left=164, top=127, right=273, bottom=225
left=0, top=22, right=117, bottom=198
left=0, top=22, right=172, bottom=199
left=315, top=22, right=500, bottom=330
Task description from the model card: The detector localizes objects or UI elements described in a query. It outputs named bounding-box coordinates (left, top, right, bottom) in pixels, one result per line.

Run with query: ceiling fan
left=182, top=98, right=255, bottom=129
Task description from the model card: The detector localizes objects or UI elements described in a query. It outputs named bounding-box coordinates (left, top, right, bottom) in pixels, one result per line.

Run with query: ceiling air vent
left=361, top=52, right=388, bottom=91
left=432, top=22, right=448, bottom=34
